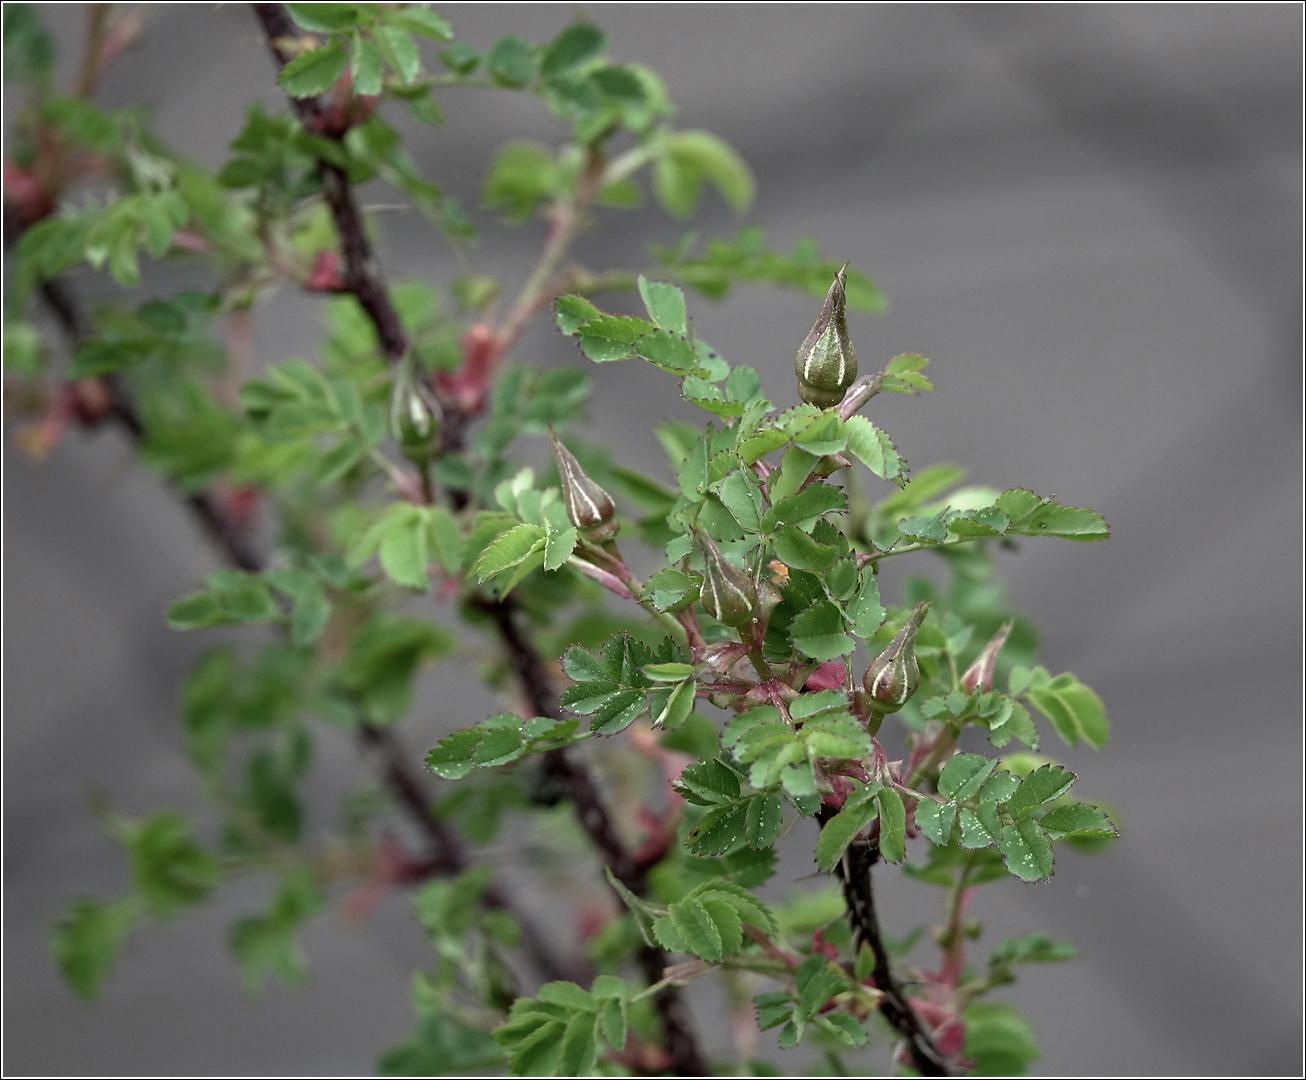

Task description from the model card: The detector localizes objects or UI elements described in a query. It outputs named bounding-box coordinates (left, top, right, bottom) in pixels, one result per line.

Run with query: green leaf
left=989, top=932, right=1078, bottom=967
left=875, top=463, right=966, bottom=519
left=744, top=794, right=783, bottom=849
left=938, top=753, right=999, bottom=803
left=483, top=141, right=560, bottom=223
left=685, top=800, right=749, bottom=856
left=1009, top=500, right=1110, bottom=542
left=424, top=729, right=482, bottom=779
left=278, top=38, right=348, bottom=97
left=350, top=31, right=384, bottom=95
left=540, top=23, right=606, bottom=77
left=472, top=724, right=526, bottom=768
left=51, top=897, right=138, bottom=1001
left=424, top=506, right=464, bottom=574
left=958, top=807, right=999, bottom=849
left=643, top=662, right=695, bottom=683
left=544, top=525, right=578, bottom=572
left=816, top=800, right=877, bottom=871
left=691, top=880, right=777, bottom=935
left=654, top=130, right=755, bottom=217
left=877, top=788, right=907, bottom=863
left=1039, top=803, right=1117, bottom=837
left=914, top=799, right=956, bottom=846
left=387, top=7, right=452, bottom=40
left=652, top=916, right=689, bottom=954
left=789, top=600, right=853, bottom=661
left=120, top=812, right=220, bottom=919
left=1007, top=764, right=1076, bottom=818
left=286, top=4, right=360, bottom=32
left=379, top=509, right=430, bottom=589
left=700, top=896, right=743, bottom=958
left=791, top=412, right=847, bottom=457
left=768, top=446, right=820, bottom=503
left=712, top=468, right=764, bottom=533
left=554, top=294, right=603, bottom=335
left=844, top=415, right=905, bottom=485
left=669, top=896, right=723, bottom=961
left=635, top=328, right=699, bottom=373
left=637, top=275, right=688, bottom=335
left=677, top=757, right=743, bottom=805
left=508, top=1020, right=566, bottom=1075
left=844, top=572, right=886, bottom=638
left=999, top=818, right=1053, bottom=882
left=737, top=426, right=789, bottom=464
left=473, top=523, right=546, bottom=582
left=645, top=568, right=694, bottom=612
left=264, top=568, right=331, bottom=646
left=763, top=483, right=847, bottom=531
left=964, top=1002, right=1041, bottom=1076
left=590, top=689, right=646, bottom=736
left=488, top=35, right=534, bottom=89
left=897, top=510, right=949, bottom=544
left=772, top=524, right=839, bottom=573
left=814, top=1013, right=869, bottom=1048
left=558, top=1010, right=598, bottom=1075
left=652, top=679, right=695, bottom=731
left=1026, top=674, right=1109, bottom=749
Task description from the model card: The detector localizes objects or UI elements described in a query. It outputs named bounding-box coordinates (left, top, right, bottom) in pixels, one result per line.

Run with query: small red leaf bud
left=960, top=620, right=1013, bottom=693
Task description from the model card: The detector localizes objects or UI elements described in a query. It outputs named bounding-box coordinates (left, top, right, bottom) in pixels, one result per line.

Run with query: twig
left=252, top=9, right=708, bottom=1066
left=469, top=593, right=710, bottom=1075
left=359, top=724, right=585, bottom=985
left=253, top=3, right=408, bottom=363
left=817, top=807, right=953, bottom=1076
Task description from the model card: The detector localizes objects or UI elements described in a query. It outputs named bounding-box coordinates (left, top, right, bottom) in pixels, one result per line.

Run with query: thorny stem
left=817, top=808, right=953, bottom=1077
left=471, top=594, right=709, bottom=1075
left=254, top=9, right=709, bottom=1068
left=254, top=3, right=408, bottom=363
left=32, top=264, right=578, bottom=985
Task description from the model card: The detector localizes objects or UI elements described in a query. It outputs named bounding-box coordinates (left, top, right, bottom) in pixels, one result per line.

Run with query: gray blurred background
left=4, top=3, right=1302, bottom=1076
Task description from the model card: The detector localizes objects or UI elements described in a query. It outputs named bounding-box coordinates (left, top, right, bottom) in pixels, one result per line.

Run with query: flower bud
left=694, top=529, right=757, bottom=628
left=863, top=601, right=930, bottom=713
left=549, top=426, right=618, bottom=541
left=795, top=265, right=857, bottom=408
left=960, top=620, right=1013, bottom=694
left=389, top=356, right=442, bottom=462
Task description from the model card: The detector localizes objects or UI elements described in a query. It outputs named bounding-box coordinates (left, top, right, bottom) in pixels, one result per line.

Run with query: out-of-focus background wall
left=4, top=3, right=1301, bottom=1076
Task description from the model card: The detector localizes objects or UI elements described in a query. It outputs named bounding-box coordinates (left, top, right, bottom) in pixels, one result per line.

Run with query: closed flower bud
left=389, top=356, right=442, bottom=462
left=694, top=529, right=757, bottom=628
left=795, top=265, right=857, bottom=408
left=549, top=426, right=619, bottom=541
left=960, top=620, right=1013, bottom=694
left=863, top=601, right=930, bottom=713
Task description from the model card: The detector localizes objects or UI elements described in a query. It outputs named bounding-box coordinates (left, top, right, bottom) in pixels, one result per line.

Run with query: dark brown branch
left=360, top=724, right=586, bottom=985
left=818, top=808, right=953, bottom=1076
left=34, top=274, right=577, bottom=982
left=253, top=2, right=408, bottom=362
left=471, top=595, right=710, bottom=1076
left=252, top=8, right=708, bottom=1067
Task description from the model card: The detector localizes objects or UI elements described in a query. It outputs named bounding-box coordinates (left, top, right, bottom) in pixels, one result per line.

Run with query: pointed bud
left=389, top=356, right=442, bottom=462
left=694, top=529, right=757, bottom=628
left=796, top=265, right=857, bottom=408
left=549, top=426, right=618, bottom=541
left=863, top=601, right=930, bottom=713
left=960, top=620, right=1013, bottom=694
